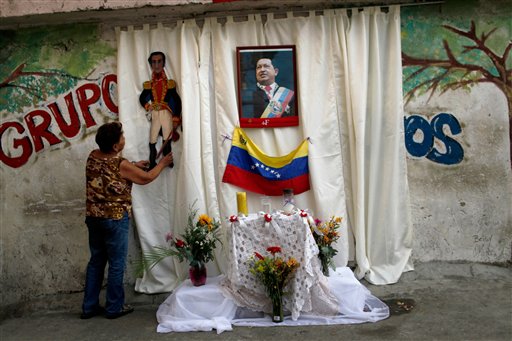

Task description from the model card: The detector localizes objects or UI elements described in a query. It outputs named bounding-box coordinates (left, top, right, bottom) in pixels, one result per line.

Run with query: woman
left=81, top=121, right=173, bottom=319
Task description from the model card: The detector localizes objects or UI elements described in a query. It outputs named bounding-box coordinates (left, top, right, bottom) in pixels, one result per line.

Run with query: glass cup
left=282, top=188, right=295, bottom=214
left=260, top=196, right=271, bottom=213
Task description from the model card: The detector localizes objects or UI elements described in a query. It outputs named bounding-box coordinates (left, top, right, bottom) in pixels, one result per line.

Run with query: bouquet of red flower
left=249, top=246, right=299, bottom=322
left=141, top=206, right=221, bottom=271
left=310, top=216, right=342, bottom=276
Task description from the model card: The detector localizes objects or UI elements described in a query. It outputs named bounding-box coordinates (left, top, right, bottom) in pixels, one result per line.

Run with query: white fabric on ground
left=156, top=270, right=389, bottom=333
left=156, top=276, right=237, bottom=334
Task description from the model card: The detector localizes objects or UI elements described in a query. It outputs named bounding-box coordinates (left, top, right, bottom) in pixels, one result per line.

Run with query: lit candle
left=236, top=192, right=248, bottom=216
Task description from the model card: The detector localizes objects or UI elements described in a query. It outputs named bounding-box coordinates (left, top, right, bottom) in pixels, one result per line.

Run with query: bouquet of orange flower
left=141, top=207, right=222, bottom=270
left=249, top=246, right=299, bottom=322
left=310, top=216, right=342, bottom=276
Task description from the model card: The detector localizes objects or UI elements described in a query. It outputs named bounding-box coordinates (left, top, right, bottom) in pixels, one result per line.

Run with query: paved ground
left=1, top=262, right=511, bottom=341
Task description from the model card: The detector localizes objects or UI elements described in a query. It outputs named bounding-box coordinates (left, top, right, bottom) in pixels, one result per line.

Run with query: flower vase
left=189, top=263, right=207, bottom=286
left=271, top=295, right=284, bottom=323
left=320, top=256, right=330, bottom=276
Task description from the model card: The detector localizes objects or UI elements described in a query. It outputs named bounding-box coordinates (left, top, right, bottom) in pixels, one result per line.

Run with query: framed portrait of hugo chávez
left=237, top=45, right=299, bottom=128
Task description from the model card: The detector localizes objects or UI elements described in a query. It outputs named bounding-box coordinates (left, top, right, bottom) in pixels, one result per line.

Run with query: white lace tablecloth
left=220, top=211, right=339, bottom=320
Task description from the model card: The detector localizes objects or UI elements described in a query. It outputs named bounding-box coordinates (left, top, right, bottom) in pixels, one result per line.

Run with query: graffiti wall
left=401, top=0, right=511, bottom=262
left=0, top=24, right=119, bottom=315
left=1, top=25, right=118, bottom=168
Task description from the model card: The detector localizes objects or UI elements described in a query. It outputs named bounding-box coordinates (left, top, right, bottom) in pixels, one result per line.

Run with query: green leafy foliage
left=140, top=206, right=222, bottom=272
left=0, top=24, right=115, bottom=115
left=310, top=216, right=342, bottom=273
left=249, top=246, right=300, bottom=303
left=400, top=3, right=511, bottom=104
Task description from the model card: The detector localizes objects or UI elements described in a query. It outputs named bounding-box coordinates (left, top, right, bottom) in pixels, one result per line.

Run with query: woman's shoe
left=80, top=306, right=105, bottom=319
left=105, top=304, right=134, bottom=319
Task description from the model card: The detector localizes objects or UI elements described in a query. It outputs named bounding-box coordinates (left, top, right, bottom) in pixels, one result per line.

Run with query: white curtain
left=331, top=7, right=413, bottom=283
left=116, top=6, right=412, bottom=293
left=117, top=21, right=223, bottom=293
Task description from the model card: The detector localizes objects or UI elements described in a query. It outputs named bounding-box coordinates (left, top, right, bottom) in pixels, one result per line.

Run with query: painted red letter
left=102, top=74, right=118, bottom=114
left=76, top=83, right=101, bottom=128
left=24, top=109, right=62, bottom=152
left=0, top=121, right=33, bottom=168
left=47, top=92, right=81, bottom=138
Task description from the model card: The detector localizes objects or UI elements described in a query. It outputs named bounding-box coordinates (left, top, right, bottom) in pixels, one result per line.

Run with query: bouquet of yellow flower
left=310, top=216, right=342, bottom=276
left=141, top=207, right=221, bottom=285
left=249, top=246, right=299, bottom=322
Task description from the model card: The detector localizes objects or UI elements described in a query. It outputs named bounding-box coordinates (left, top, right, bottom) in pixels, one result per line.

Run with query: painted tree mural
left=402, top=20, right=512, bottom=166
left=0, top=24, right=116, bottom=118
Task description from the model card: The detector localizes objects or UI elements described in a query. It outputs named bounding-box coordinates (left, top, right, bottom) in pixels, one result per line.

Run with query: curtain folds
left=116, top=5, right=412, bottom=293
left=334, top=7, right=414, bottom=283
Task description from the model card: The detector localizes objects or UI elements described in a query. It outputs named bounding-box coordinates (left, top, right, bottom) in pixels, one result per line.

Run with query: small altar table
left=220, top=211, right=339, bottom=320
left=156, top=211, right=389, bottom=333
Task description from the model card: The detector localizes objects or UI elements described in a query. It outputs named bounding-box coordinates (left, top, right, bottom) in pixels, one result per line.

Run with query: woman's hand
left=159, top=152, right=173, bottom=167
left=132, top=160, right=150, bottom=169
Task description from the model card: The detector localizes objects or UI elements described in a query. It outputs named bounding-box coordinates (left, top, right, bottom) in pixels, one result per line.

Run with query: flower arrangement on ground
left=141, top=206, right=222, bottom=286
left=310, top=216, right=342, bottom=276
left=249, top=246, right=300, bottom=322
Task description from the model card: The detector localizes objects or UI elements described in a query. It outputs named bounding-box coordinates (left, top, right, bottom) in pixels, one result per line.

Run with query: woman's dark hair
left=148, top=51, right=166, bottom=67
left=95, top=122, right=123, bottom=153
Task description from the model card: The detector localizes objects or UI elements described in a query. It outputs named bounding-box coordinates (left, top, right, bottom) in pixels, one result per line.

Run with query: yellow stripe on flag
left=231, top=127, right=308, bottom=168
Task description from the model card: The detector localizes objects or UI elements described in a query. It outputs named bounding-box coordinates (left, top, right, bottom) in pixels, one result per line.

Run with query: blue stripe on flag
left=226, top=145, right=308, bottom=181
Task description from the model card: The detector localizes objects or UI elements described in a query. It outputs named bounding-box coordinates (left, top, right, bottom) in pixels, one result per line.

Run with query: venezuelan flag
left=222, top=127, right=310, bottom=196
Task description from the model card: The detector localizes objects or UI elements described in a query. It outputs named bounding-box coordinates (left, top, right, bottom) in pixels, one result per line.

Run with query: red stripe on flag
left=222, top=164, right=310, bottom=196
